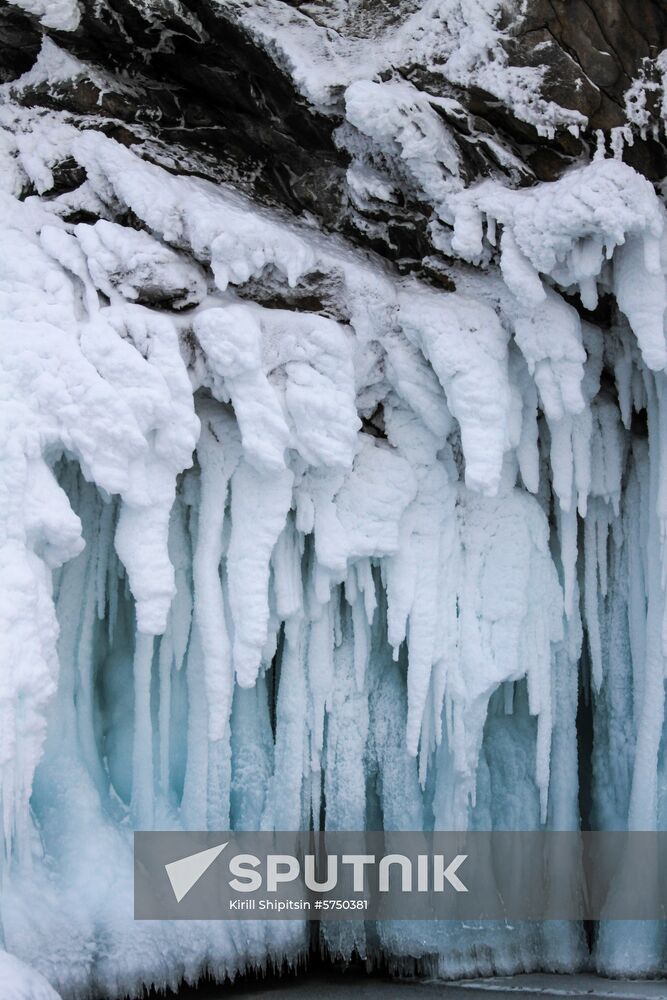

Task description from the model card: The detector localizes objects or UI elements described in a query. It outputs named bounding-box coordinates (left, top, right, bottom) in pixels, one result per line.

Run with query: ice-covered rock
left=0, top=0, right=667, bottom=995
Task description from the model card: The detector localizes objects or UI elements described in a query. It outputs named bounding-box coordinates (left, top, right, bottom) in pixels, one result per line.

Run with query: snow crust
left=1, top=29, right=667, bottom=995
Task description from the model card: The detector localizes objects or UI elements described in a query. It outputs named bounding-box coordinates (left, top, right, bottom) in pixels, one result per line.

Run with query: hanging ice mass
left=1, top=0, right=667, bottom=994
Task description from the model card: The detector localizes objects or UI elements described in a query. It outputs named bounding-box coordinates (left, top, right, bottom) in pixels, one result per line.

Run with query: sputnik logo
left=165, top=842, right=228, bottom=902
left=164, top=841, right=469, bottom=903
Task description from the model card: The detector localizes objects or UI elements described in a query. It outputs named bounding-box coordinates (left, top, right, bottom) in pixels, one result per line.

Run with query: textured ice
left=0, top=952, right=61, bottom=1000
left=0, top=19, right=667, bottom=998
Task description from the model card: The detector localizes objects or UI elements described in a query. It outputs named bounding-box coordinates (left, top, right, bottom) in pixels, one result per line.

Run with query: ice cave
left=0, top=0, right=666, bottom=997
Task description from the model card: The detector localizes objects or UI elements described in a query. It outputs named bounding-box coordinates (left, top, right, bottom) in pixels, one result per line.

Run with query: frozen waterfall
left=1, top=10, right=667, bottom=997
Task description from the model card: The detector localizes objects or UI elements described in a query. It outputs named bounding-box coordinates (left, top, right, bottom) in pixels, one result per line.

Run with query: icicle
left=351, top=591, right=369, bottom=690
left=627, top=376, right=665, bottom=832
left=230, top=677, right=273, bottom=830
left=192, top=401, right=241, bottom=741
left=94, top=499, right=114, bottom=621
left=73, top=489, right=107, bottom=795
left=324, top=607, right=369, bottom=829
left=558, top=501, right=578, bottom=621
left=131, top=632, right=155, bottom=828
left=193, top=307, right=290, bottom=472
left=271, top=514, right=304, bottom=621
left=262, top=620, right=308, bottom=830
left=157, top=620, right=173, bottom=798
left=596, top=507, right=610, bottom=599
left=514, top=358, right=540, bottom=493
left=614, top=337, right=635, bottom=429
left=549, top=417, right=575, bottom=510
left=114, top=468, right=178, bottom=636
left=572, top=408, right=592, bottom=517
left=514, top=288, right=586, bottom=424
left=614, top=234, right=667, bottom=372
left=228, top=459, right=293, bottom=687
left=398, top=287, right=511, bottom=495
left=306, top=601, right=335, bottom=773
left=180, top=624, right=208, bottom=829
left=583, top=501, right=603, bottom=692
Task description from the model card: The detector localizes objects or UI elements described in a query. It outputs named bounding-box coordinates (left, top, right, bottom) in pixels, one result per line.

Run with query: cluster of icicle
left=1, top=93, right=667, bottom=994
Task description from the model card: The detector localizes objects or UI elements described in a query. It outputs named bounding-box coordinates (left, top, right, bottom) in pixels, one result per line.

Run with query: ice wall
left=1, top=56, right=667, bottom=997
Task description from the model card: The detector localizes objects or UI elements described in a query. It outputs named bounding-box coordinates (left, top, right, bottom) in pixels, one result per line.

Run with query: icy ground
left=168, top=974, right=667, bottom=1000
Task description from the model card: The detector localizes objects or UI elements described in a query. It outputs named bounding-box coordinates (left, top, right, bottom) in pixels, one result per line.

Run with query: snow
left=228, top=0, right=586, bottom=134
left=75, top=221, right=207, bottom=310
left=624, top=49, right=667, bottom=138
left=398, top=285, right=511, bottom=495
left=0, top=22, right=667, bottom=997
left=344, top=79, right=464, bottom=215
left=5, top=0, right=80, bottom=32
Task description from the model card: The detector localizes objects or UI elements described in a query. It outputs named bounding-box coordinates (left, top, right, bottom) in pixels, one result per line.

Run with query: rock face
left=2, top=0, right=666, bottom=270
left=509, top=2, right=666, bottom=121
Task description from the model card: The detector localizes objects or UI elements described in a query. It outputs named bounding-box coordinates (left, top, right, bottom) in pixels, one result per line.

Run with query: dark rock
left=508, top=0, right=667, bottom=133
left=0, top=3, right=41, bottom=81
left=235, top=267, right=350, bottom=322
left=48, top=157, right=87, bottom=194
left=1, top=0, right=665, bottom=282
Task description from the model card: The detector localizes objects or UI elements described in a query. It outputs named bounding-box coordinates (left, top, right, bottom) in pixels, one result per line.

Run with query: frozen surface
left=170, top=974, right=667, bottom=1000
left=452, top=976, right=667, bottom=998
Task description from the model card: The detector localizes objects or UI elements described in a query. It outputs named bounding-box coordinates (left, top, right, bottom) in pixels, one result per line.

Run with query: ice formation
left=1, top=1, right=667, bottom=996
